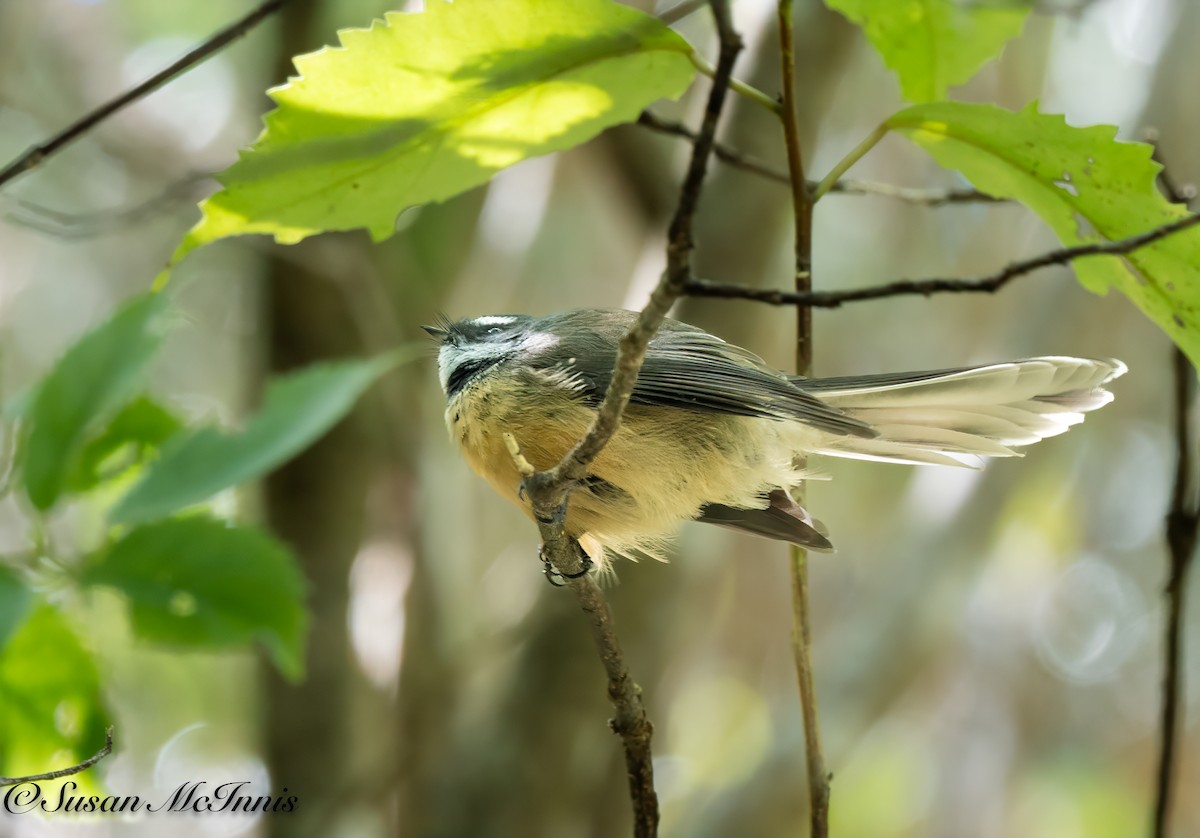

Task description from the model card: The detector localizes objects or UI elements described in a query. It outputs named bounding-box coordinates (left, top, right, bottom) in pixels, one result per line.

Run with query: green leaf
left=84, top=517, right=307, bottom=680
left=888, top=102, right=1200, bottom=366
left=0, top=566, right=32, bottom=653
left=826, top=0, right=1028, bottom=102
left=22, top=293, right=169, bottom=510
left=111, top=351, right=413, bottom=525
left=68, top=396, right=184, bottom=493
left=0, top=604, right=109, bottom=778
left=169, top=0, right=694, bottom=264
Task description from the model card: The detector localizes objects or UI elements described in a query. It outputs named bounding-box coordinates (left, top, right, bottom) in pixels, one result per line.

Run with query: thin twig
left=636, top=111, right=997, bottom=206
left=684, top=211, right=1200, bottom=308
left=689, top=52, right=780, bottom=116
left=829, top=179, right=1000, bottom=206
left=1, top=173, right=211, bottom=238
left=0, top=0, right=286, bottom=191
left=775, top=1, right=830, bottom=835
left=0, top=728, right=114, bottom=787
left=518, top=4, right=742, bottom=836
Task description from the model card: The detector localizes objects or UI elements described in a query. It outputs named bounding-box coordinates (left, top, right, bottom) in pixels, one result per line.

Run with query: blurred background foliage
left=1, top=0, right=1198, bottom=836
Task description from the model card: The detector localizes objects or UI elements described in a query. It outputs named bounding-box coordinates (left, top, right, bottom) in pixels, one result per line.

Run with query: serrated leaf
left=84, top=517, right=307, bottom=680
left=0, top=567, right=31, bottom=653
left=22, top=294, right=169, bottom=510
left=888, top=102, right=1200, bottom=366
left=169, top=0, right=695, bottom=266
left=67, top=396, right=183, bottom=493
left=0, top=604, right=110, bottom=779
left=111, top=350, right=415, bottom=525
left=826, top=0, right=1028, bottom=102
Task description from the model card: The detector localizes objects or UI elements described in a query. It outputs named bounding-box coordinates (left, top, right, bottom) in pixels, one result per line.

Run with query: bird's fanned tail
left=796, top=357, right=1126, bottom=467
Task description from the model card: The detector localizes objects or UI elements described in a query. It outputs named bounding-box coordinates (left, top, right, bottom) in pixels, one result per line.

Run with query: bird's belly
left=447, top=377, right=801, bottom=547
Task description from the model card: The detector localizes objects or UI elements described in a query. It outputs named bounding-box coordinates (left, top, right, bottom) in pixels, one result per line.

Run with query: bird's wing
left=551, top=316, right=873, bottom=438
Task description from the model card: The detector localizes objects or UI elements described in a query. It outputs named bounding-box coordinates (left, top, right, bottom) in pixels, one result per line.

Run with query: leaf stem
left=812, top=122, right=890, bottom=203
left=690, top=51, right=781, bottom=116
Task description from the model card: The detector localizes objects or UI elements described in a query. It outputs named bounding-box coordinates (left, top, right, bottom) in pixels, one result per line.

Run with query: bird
left=424, top=309, right=1125, bottom=571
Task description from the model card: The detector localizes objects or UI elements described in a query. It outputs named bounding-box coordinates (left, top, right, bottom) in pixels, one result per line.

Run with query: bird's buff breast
left=444, top=371, right=790, bottom=546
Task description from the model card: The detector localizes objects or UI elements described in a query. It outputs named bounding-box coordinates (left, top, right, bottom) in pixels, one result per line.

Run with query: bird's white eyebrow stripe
left=472, top=316, right=516, bottom=326
left=520, top=332, right=558, bottom=352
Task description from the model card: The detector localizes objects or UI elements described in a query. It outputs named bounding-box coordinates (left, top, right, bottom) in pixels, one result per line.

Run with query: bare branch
left=0, top=0, right=286, bottom=191
left=684, top=211, right=1200, bottom=308
left=636, top=111, right=997, bottom=206
left=518, top=3, right=743, bottom=835
left=0, top=728, right=114, bottom=787
left=775, top=0, right=829, bottom=833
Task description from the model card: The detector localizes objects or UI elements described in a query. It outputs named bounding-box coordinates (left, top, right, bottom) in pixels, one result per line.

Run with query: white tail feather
left=813, top=357, right=1125, bottom=467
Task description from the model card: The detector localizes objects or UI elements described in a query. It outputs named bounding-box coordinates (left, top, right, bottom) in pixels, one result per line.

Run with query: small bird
left=425, top=309, right=1125, bottom=570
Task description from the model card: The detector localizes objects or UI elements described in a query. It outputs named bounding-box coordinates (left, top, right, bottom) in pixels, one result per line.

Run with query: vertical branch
left=776, top=2, right=830, bottom=836
left=1153, top=346, right=1198, bottom=838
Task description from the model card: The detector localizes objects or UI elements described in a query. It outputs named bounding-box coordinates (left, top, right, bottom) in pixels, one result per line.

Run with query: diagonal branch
left=517, top=4, right=743, bottom=837
left=0, top=728, right=114, bottom=787
left=684, top=211, right=1200, bottom=308
left=0, top=0, right=286, bottom=191
left=636, top=111, right=997, bottom=206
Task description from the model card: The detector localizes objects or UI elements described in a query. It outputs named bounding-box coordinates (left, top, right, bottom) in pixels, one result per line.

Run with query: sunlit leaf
left=22, top=294, right=168, bottom=510
left=0, top=604, right=110, bottom=778
left=84, top=517, right=308, bottom=680
left=169, top=0, right=695, bottom=266
left=889, top=102, right=1200, bottom=366
left=110, top=351, right=414, bottom=525
left=826, top=0, right=1028, bottom=102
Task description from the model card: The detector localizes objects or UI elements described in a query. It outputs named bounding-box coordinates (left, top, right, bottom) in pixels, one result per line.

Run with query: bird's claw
left=540, top=543, right=593, bottom=586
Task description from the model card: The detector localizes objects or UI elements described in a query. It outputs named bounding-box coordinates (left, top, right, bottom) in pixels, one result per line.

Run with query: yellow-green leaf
left=170, top=0, right=695, bottom=266
left=0, top=605, right=110, bottom=780
left=826, top=0, right=1028, bottom=102
left=889, top=102, right=1200, bottom=366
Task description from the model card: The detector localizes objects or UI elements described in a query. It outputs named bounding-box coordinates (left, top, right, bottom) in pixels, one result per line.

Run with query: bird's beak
left=421, top=325, right=449, bottom=341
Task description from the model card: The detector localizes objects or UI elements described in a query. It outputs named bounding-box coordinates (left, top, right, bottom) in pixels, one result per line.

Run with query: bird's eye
left=488, top=327, right=502, bottom=335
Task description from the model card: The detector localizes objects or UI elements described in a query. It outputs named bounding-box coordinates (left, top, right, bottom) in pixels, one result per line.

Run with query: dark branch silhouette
left=1154, top=347, right=1198, bottom=838
left=1151, top=159, right=1199, bottom=838
left=0, top=0, right=286, bottom=191
left=684, top=211, right=1200, bottom=308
